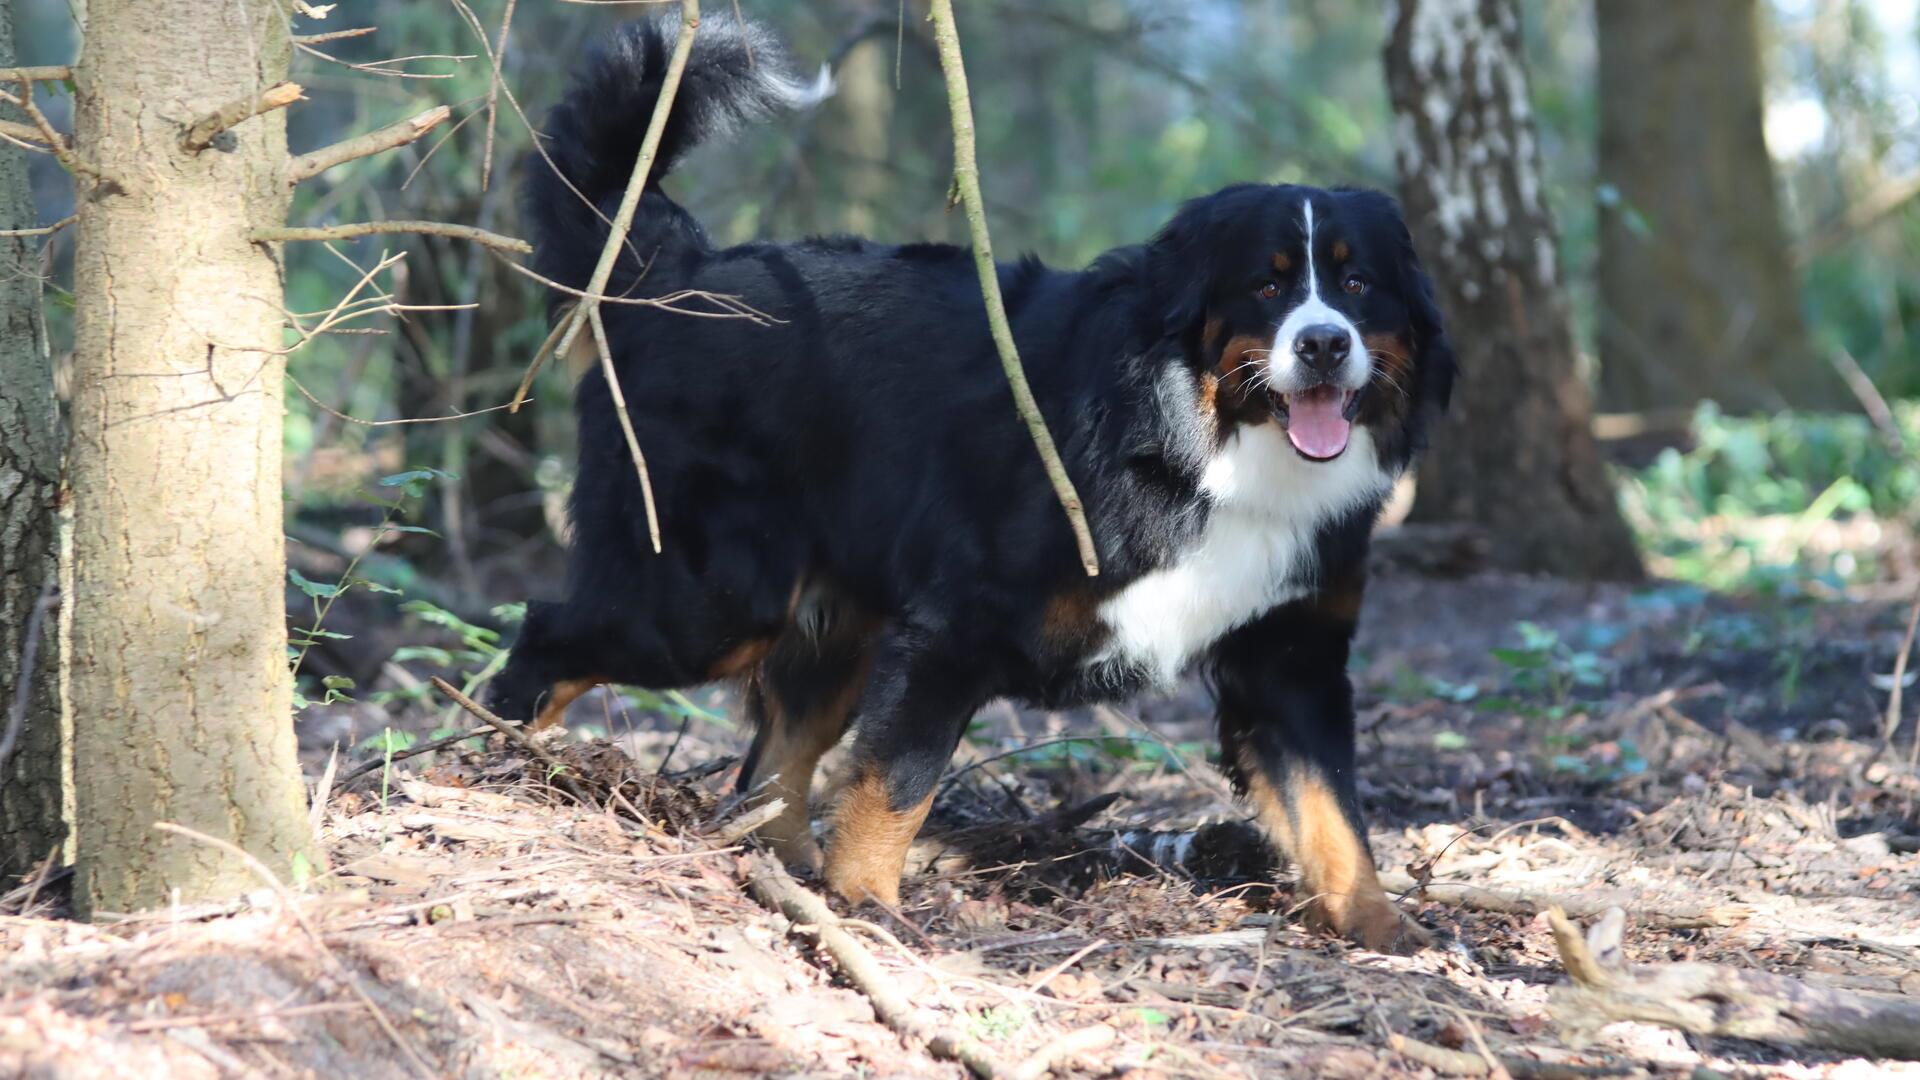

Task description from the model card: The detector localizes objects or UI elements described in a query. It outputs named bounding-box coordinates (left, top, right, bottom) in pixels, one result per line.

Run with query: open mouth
left=1267, top=384, right=1363, bottom=461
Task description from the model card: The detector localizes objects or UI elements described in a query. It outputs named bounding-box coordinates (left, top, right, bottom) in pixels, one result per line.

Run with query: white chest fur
left=1091, top=424, right=1392, bottom=686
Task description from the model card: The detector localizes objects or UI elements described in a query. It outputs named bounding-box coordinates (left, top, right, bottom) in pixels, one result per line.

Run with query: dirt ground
left=5, top=568, right=1920, bottom=1078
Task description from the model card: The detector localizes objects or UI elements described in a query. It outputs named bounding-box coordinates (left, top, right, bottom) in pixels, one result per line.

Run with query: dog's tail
left=525, top=15, right=832, bottom=291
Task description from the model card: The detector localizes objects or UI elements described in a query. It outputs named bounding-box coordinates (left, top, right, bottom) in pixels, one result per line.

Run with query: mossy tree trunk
left=0, top=0, right=68, bottom=887
left=1385, top=0, right=1643, bottom=580
left=1596, top=0, right=1834, bottom=413
left=67, top=0, right=310, bottom=913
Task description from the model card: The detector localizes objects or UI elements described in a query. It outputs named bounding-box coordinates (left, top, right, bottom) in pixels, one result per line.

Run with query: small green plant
left=969, top=1005, right=1031, bottom=1042
left=288, top=468, right=450, bottom=711
left=1485, top=621, right=1607, bottom=719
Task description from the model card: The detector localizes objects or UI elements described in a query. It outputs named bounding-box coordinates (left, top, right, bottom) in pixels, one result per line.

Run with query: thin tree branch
left=481, top=0, right=518, bottom=191
left=251, top=220, right=531, bottom=254
left=588, top=305, right=663, bottom=552
left=1, top=80, right=101, bottom=184
left=0, top=118, right=49, bottom=147
left=927, top=0, right=1099, bottom=577
left=291, top=27, right=375, bottom=46
left=288, top=375, right=527, bottom=427
left=0, top=67, right=70, bottom=82
left=0, top=584, right=58, bottom=783
left=510, top=0, right=700, bottom=414
left=183, top=81, right=304, bottom=151
left=0, top=215, right=74, bottom=239
left=287, top=104, right=451, bottom=185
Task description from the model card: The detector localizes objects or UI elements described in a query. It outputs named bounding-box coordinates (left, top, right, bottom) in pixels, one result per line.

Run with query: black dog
left=492, top=15, right=1455, bottom=950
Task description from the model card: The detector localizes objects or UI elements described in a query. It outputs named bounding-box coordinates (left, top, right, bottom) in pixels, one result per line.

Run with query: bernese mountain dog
left=491, top=14, right=1456, bottom=952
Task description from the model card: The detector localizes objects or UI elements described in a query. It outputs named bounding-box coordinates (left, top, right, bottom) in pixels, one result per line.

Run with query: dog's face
left=1148, top=184, right=1455, bottom=469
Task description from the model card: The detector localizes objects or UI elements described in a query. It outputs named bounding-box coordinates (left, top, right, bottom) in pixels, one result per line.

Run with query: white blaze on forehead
left=1267, top=196, right=1371, bottom=393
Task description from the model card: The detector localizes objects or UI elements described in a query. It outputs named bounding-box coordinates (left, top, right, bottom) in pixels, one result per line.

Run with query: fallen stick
left=430, top=677, right=593, bottom=805
left=743, top=853, right=1013, bottom=1079
left=1381, top=870, right=1749, bottom=930
left=1009, top=1023, right=1115, bottom=1080
left=1387, top=1034, right=1632, bottom=1079
left=1548, top=906, right=1920, bottom=1060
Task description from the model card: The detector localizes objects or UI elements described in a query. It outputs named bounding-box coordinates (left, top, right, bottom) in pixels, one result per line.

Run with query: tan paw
left=767, top=831, right=824, bottom=875
left=822, top=853, right=902, bottom=908
left=1319, top=895, right=1431, bottom=954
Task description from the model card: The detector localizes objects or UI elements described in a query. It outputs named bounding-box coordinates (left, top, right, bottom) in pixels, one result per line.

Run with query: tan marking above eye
left=1271, top=252, right=1292, bottom=273
left=1331, top=239, right=1351, bottom=263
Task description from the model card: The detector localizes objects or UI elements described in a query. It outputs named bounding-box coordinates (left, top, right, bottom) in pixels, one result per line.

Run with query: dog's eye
left=1342, top=274, right=1369, bottom=296
left=1256, top=281, right=1280, bottom=299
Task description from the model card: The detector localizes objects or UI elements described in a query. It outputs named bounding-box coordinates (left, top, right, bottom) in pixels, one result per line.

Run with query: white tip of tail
left=769, top=63, right=836, bottom=109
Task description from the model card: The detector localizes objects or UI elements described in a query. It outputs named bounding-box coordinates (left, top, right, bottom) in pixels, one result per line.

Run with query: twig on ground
left=288, top=105, right=451, bottom=185
left=744, top=854, right=1014, bottom=1079
left=589, top=305, right=663, bottom=551
left=1009, top=1024, right=1116, bottom=1080
left=1388, top=1032, right=1499, bottom=1076
left=1875, top=580, right=1920, bottom=759
left=0, top=582, right=58, bottom=781
left=510, top=0, right=700, bottom=414
left=151, top=822, right=436, bottom=1077
left=429, top=677, right=594, bottom=805
left=1547, top=905, right=1920, bottom=1060
left=334, top=725, right=494, bottom=788
left=927, top=0, right=1097, bottom=577
left=0, top=213, right=76, bottom=238
left=183, top=81, right=304, bottom=151
left=1379, top=870, right=1749, bottom=930
left=252, top=220, right=530, bottom=254
left=702, top=797, right=786, bottom=847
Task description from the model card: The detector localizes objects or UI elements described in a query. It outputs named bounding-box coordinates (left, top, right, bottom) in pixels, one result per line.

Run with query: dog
left=490, top=14, right=1456, bottom=951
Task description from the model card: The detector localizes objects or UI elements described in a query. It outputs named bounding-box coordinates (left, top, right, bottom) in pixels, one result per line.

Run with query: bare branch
left=291, top=27, right=375, bottom=46
left=288, top=375, right=526, bottom=427
left=481, top=0, right=518, bottom=190
left=0, top=66, right=71, bottom=82
left=183, top=80, right=304, bottom=151
left=295, top=42, right=462, bottom=79
left=0, top=214, right=75, bottom=238
left=1, top=80, right=103, bottom=184
left=510, top=0, right=700, bottom=414
left=928, top=0, right=1099, bottom=577
left=588, top=305, right=663, bottom=552
left=251, top=220, right=531, bottom=254
left=287, top=104, right=451, bottom=184
left=0, top=117, right=49, bottom=146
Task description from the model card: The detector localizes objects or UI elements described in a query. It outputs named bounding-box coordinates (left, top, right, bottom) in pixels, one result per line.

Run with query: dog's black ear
left=1145, top=197, right=1217, bottom=342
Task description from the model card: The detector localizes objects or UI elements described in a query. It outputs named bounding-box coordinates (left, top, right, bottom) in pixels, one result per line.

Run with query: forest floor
left=5, top=567, right=1920, bottom=1078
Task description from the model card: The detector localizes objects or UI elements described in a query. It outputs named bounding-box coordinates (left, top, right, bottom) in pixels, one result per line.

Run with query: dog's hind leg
left=822, top=628, right=990, bottom=907
left=737, top=626, right=873, bottom=870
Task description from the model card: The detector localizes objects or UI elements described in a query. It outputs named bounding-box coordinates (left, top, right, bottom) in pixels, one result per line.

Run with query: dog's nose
left=1293, top=324, right=1352, bottom=372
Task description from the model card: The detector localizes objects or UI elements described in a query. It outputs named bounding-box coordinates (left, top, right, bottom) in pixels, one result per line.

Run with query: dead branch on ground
left=1548, top=906, right=1920, bottom=1060
left=745, top=853, right=1014, bottom=1079
left=288, top=105, right=451, bottom=185
left=928, top=0, right=1098, bottom=577
left=1381, top=870, right=1749, bottom=930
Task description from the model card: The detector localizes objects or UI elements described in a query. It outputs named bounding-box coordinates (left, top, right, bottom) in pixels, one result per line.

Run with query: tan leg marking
left=823, top=770, right=935, bottom=908
left=1242, top=758, right=1428, bottom=952
left=740, top=678, right=856, bottom=871
left=532, top=677, right=604, bottom=731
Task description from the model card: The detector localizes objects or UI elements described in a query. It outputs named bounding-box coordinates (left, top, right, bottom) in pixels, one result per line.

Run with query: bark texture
left=1596, top=0, right=1833, bottom=413
left=1385, top=0, right=1643, bottom=580
left=68, top=0, right=309, bottom=912
left=0, top=0, right=68, bottom=886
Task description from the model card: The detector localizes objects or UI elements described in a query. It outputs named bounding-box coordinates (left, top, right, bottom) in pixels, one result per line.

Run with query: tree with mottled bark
left=63, top=0, right=316, bottom=913
left=1384, top=0, right=1642, bottom=581
left=0, top=0, right=67, bottom=888
left=1596, top=0, right=1835, bottom=413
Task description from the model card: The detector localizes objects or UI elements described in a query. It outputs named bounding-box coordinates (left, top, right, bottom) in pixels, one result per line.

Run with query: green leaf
left=1432, top=730, right=1468, bottom=751
left=291, top=628, right=353, bottom=642
left=288, top=567, right=340, bottom=599
left=1133, top=1008, right=1172, bottom=1028
left=359, top=729, right=417, bottom=754
left=1489, top=648, right=1544, bottom=670
left=358, top=580, right=404, bottom=595
left=322, top=675, right=356, bottom=691
left=382, top=524, right=442, bottom=538
left=290, top=851, right=313, bottom=889
left=392, top=645, right=456, bottom=666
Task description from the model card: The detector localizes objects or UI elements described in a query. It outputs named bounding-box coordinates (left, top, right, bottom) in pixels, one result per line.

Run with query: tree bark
left=0, top=0, right=68, bottom=887
left=68, top=0, right=310, bottom=912
left=1596, top=0, right=1834, bottom=413
left=1384, top=0, right=1643, bottom=581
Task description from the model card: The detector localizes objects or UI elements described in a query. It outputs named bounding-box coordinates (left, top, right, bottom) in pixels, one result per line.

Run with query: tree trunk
left=68, top=0, right=310, bottom=913
left=0, top=0, right=68, bottom=887
left=1596, top=0, right=1833, bottom=413
left=1384, top=0, right=1642, bottom=581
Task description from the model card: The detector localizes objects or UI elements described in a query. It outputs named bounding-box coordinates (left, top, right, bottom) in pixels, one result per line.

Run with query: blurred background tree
left=8, top=0, right=1917, bottom=741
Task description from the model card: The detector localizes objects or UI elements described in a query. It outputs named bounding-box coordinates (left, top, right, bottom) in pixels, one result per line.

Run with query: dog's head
left=1146, top=184, right=1455, bottom=470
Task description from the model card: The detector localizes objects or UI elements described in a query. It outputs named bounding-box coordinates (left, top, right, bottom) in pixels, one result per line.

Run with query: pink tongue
left=1284, top=386, right=1351, bottom=459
